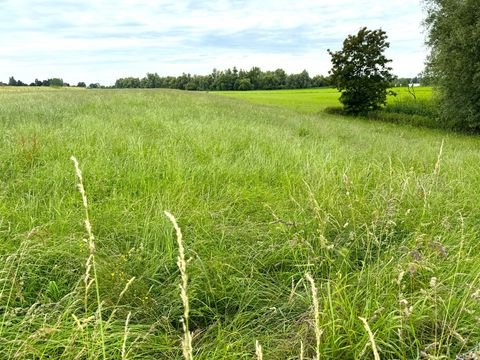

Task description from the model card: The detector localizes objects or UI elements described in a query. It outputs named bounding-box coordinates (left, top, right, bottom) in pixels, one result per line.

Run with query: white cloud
left=0, top=0, right=428, bottom=85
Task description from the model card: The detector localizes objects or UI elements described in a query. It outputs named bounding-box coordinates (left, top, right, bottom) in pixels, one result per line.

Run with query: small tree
left=328, top=27, right=395, bottom=114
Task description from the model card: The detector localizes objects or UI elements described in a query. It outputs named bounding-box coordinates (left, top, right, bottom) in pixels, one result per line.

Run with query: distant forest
left=115, top=68, right=330, bottom=90
left=2, top=76, right=90, bottom=88
left=2, top=67, right=422, bottom=90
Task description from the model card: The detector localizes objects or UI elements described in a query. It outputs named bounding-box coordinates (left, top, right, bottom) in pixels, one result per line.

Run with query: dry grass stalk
left=359, top=316, right=380, bottom=360
left=305, top=273, right=322, bottom=360
left=84, top=255, right=94, bottom=293
left=70, top=156, right=95, bottom=255
left=106, top=277, right=136, bottom=324
left=433, top=139, right=445, bottom=178
left=255, top=340, right=263, bottom=360
left=71, top=156, right=106, bottom=360
left=300, top=340, right=304, bottom=360
left=118, top=277, right=136, bottom=303
left=121, top=312, right=132, bottom=360
left=164, top=211, right=193, bottom=360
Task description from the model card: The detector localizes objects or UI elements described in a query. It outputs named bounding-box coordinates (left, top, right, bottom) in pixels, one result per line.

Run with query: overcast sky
left=0, top=0, right=428, bottom=85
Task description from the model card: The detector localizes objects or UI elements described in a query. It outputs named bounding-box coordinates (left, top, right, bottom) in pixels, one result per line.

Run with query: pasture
left=1, top=87, right=479, bottom=359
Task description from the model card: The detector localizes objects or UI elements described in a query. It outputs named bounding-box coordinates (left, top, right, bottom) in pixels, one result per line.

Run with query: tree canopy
left=328, top=27, right=395, bottom=114
left=424, top=0, right=480, bottom=131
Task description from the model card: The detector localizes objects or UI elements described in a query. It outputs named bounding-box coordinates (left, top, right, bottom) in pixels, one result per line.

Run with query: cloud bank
left=0, top=0, right=428, bottom=85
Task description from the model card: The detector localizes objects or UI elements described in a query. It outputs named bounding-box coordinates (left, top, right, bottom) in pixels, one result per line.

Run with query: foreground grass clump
left=1, top=88, right=480, bottom=358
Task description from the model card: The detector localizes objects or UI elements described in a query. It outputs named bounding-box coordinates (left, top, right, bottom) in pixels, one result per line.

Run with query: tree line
left=1, top=76, right=99, bottom=88
left=114, top=67, right=332, bottom=90
left=2, top=70, right=424, bottom=91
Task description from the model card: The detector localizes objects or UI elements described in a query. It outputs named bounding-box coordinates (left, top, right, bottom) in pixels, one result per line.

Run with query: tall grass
left=1, top=87, right=480, bottom=358
left=305, top=273, right=322, bottom=360
left=384, top=98, right=437, bottom=118
left=359, top=317, right=380, bottom=360
left=71, top=155, right=106, bottom=359
left=325, top=96, right=441, bottom=130
left=164, top=211, right=193, bottom=360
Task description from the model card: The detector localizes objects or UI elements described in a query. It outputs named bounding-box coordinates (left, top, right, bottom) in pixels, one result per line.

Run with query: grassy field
left=216, top=87, right=433, bottom=114
left=1, top=87, right=480, bottom=359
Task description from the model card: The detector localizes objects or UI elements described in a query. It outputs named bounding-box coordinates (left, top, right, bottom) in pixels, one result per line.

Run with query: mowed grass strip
left=1, top=87, right=480, bottom=359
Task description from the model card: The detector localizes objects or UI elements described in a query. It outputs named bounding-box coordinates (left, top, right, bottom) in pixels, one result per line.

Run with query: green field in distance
left=216, top=86, right=433, bottom=113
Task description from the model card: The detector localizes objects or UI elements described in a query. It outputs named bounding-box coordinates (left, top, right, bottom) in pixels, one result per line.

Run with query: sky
left=0, top=0, right=429, bottom=86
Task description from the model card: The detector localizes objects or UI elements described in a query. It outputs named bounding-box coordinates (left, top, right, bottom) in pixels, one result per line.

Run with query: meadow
left=216, top=86, right=433, bottom=114
left=1, top=86, right=480, bottom=359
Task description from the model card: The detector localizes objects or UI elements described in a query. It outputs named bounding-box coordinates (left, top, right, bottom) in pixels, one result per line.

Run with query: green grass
left=390, top=86, right=433, bottom=101
left=218, top=87, right=440, bottom=130
left=215, top=88, right=342, bottom=113
left=215, top=86, right=433, bottom=114
left=1, top=87, right=480, bottom=359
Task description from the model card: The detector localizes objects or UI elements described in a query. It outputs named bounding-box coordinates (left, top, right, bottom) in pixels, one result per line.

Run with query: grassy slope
left=1, top=87, right=480, bottom=359
left=216, top=87, right=433, bottom=113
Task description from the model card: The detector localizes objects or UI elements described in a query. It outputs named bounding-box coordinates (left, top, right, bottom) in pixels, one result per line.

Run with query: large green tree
left=424, top=0, right=480, bottom=131
left=328, top=27, right=395, bottom=114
